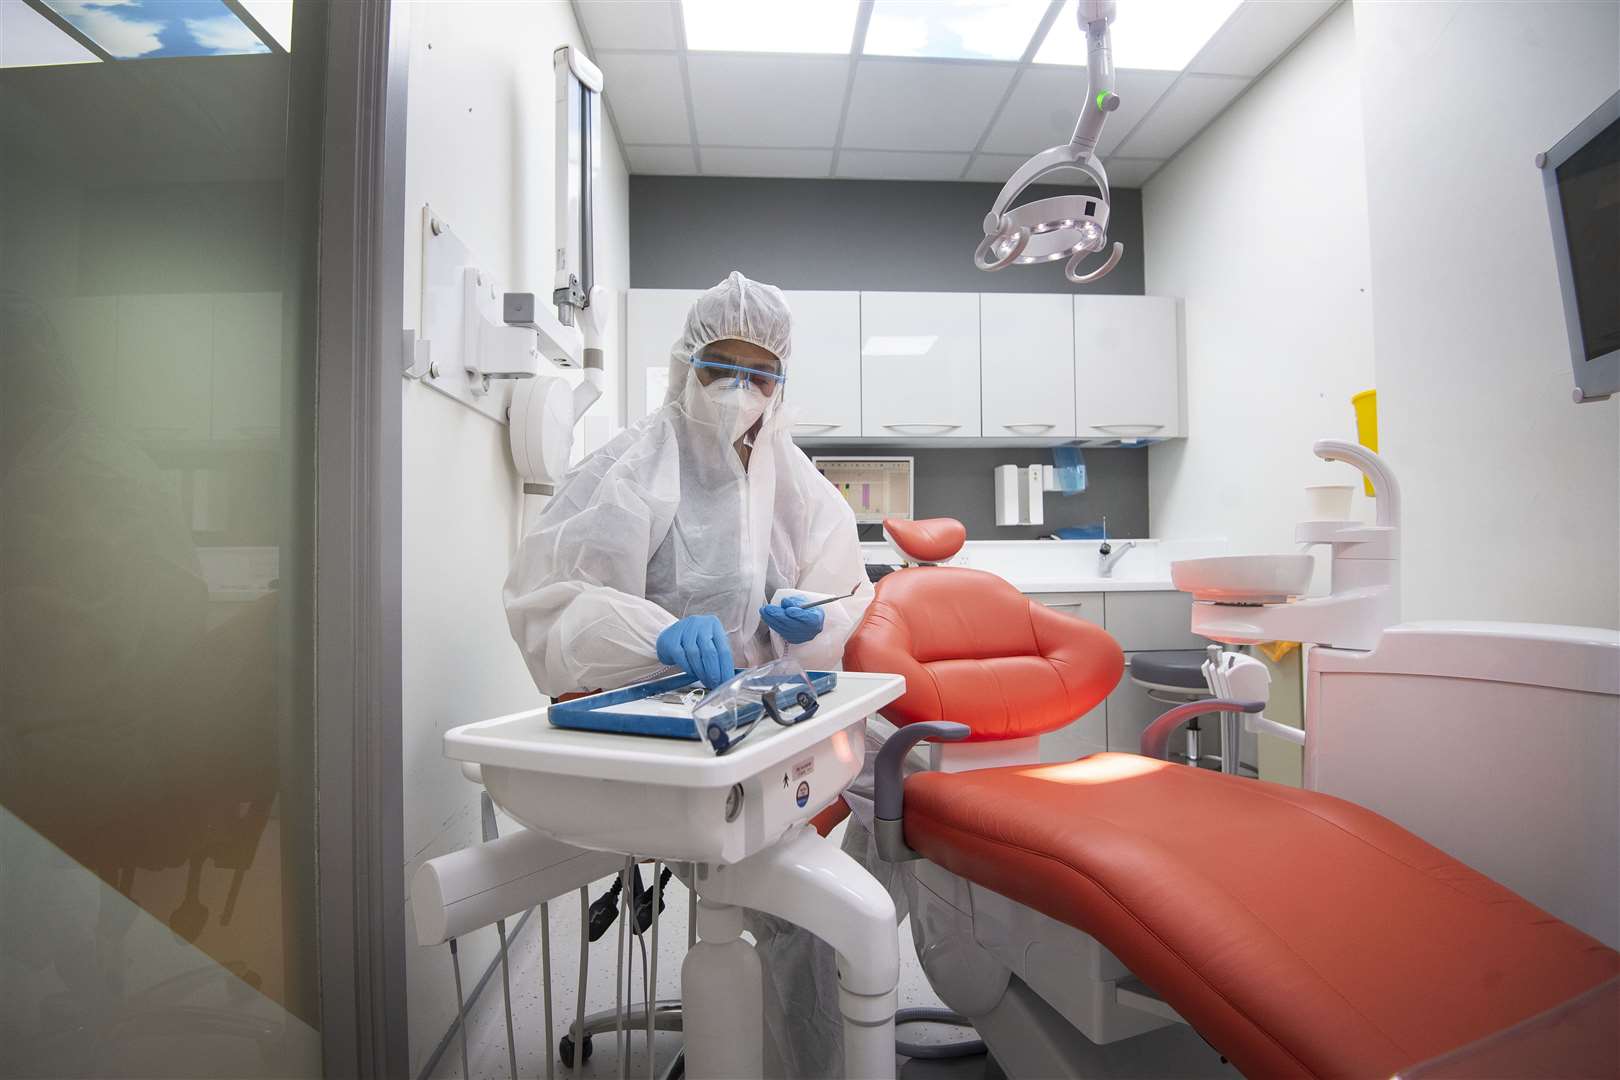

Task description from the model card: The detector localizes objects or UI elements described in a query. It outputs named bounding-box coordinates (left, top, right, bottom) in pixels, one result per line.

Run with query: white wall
left=1145, top=2, right=1376, bottom=590
left=1356, top=0, right=1620, bottom=627
left=398, top=3, right=630, bottom=1072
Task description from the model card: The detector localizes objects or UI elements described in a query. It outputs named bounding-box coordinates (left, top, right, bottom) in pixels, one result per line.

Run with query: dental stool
left=1126, top=650, right=1234, bottom=773
left=845, top=516, right=1619, bottom=1078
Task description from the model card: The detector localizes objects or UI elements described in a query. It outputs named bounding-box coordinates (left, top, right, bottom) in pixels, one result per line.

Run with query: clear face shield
left=687, top=347, right=786, bottom=397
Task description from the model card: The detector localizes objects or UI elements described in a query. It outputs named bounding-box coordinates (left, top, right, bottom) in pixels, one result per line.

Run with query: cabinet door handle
left=1092, top=423, right=1165, bottom=434
left=883, top=423, right=961, bottom=435
left=1003, top=423, right=1056, bottom=434
left=792, top=422, right=843, bottom=434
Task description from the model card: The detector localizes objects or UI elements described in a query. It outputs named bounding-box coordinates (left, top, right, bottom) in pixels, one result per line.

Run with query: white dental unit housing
left=975, top=0, right=1125, bottom=285
left=1172, top=442, right=1619, bottom=950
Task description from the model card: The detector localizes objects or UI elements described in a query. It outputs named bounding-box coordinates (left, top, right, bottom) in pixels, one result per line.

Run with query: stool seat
left=1128, top=650, right=1210, bottom=693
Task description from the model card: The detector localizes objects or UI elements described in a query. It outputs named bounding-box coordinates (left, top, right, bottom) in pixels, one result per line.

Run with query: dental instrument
left=974, top=0, right=1125, bottom=285
left=792, top=582, right=866, bottom=610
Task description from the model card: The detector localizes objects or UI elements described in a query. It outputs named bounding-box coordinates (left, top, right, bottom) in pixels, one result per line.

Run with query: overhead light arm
left=973, top=0, right=1125, bottom=286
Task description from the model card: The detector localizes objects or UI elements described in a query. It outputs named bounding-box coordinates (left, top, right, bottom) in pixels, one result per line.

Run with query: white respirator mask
left=701, top=379, right=770, bottom=443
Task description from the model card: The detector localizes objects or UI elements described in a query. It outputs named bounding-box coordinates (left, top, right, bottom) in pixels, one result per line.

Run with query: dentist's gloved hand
left=759, top=595, right=825, bottom=645
left=656, top=615, right=734, bottom=689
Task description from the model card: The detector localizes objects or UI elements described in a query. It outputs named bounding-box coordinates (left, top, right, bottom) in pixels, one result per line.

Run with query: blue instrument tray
left=549, top=671, right=840, bottom=740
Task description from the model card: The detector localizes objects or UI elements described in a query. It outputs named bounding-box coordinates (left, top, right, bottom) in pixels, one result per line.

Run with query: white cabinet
left=626, top=289, right=701, bottom=420
left=781, top=290, right=860, bottom=439
left=861, top=292, right=980, bottom=438
left=115, top=294, right=212, bottom=442
left=980, top=294, right=1076, bottom=438
left=1074, top=295, right=1182, bottom=439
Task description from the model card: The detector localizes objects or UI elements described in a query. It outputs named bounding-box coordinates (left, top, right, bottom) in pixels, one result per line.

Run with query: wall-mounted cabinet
left=626, top=288, right=702, bottom=421
left=626, top=287, right=1183, bottom=445
left=1074, top=295, right=1182, bottom=440
left=782, top=290, right=861, bottom=439
left=860, top=291, right=980, bottom=438
left=981, top=294, right=1076, bottom=439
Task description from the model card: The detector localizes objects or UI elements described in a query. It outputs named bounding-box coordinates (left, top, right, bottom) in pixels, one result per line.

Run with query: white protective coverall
left=503, top=272, right=881, bottom=1077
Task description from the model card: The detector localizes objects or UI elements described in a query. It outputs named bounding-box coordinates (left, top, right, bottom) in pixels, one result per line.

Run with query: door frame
left=314, top=0, right=410, bottom=1075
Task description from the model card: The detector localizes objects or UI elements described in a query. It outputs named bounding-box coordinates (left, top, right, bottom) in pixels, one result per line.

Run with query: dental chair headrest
left=882, top=517, right=966, bottom=565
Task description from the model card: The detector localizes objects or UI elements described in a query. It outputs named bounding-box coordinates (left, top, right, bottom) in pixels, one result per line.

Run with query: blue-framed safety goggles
left=689, top=353, right=785, bottom=396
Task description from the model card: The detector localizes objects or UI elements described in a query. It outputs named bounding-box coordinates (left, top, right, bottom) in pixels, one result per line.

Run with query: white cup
left=1305, top=484, right=1355, bottom=521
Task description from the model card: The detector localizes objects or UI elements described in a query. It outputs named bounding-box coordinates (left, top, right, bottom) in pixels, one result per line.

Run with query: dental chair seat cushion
left=844, top=565, right=1124, bottom=741
left=902, top=753, right=1619, bottom=1079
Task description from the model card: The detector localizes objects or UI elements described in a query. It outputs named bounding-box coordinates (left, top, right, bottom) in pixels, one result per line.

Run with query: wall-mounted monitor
left=1539, top=89, right=1619, bottom=403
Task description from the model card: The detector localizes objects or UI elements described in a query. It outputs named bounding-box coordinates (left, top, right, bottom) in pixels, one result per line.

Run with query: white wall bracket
left=416, top=206, right=586, bottom=424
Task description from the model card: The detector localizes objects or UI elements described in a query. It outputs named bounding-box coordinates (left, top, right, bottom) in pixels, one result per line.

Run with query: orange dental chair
left=844, top=518, right=1618, bottom=1078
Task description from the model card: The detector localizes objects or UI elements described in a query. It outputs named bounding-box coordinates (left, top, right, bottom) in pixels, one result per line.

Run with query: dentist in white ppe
left=504, top=272, right=875, bottom=1078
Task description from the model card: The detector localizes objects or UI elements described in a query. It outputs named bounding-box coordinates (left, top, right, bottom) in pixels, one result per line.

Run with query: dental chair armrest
left=874, top=721, right=971, bottom=862
left=1140, top=699, right=1265, bottom=762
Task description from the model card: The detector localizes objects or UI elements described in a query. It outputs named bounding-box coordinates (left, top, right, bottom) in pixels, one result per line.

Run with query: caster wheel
left=559, top=1033, right=594, bottom=1068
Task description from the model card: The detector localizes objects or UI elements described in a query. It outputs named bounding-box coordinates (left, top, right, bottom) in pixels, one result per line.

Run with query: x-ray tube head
left=975, top=0, right=1124, bottom=286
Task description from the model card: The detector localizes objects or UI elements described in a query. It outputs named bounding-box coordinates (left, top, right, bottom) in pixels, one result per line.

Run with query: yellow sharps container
left=1351, top=389, right=1377, bottom=495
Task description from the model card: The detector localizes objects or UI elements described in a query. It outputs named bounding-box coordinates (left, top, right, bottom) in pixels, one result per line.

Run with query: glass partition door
left=1, top=2, right=342, bottom=1074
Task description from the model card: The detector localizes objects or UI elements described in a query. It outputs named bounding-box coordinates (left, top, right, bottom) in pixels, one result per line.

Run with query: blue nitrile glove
left=656, top=615, right=734, bottom=689
left=759, top=595, right=825, bottom=645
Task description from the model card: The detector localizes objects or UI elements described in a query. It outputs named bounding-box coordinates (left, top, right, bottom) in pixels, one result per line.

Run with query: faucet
left=1098, top=540, right=1135, bottom=577
left=1096, top=518, right=1135, bottom=577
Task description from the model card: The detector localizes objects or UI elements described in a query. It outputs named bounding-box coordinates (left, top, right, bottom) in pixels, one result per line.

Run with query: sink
left=1171, top=555, right=1314, bottom=605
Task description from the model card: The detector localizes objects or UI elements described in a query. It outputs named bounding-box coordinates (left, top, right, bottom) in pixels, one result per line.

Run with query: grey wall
left=813, top=445, right=1149, bottom=543
left=630, top=176, right=1144, bottom=294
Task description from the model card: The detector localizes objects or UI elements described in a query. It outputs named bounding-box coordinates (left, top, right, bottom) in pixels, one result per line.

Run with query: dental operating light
left=974, top=0, right=1124, bottom=285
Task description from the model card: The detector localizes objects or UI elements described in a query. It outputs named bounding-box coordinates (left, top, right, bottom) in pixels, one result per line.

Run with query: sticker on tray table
left=795, top=781, right=810, bottom=808
left=792, top=756, right=814, bottom=780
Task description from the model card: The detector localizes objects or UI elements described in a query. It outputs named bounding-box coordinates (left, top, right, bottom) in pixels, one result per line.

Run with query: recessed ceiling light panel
left=864, top=0, right=1048, bottom=62
left=1034, top=0, right=1241, bottom=70
left=682, top=0, right=860, bottom=55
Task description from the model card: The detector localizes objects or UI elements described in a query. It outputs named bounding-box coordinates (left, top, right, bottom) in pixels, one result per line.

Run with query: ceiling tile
left=1190, top=0, right=1334, bottom=77
left=842, top=58, right=1017, bottom=152
left=575, top=0, right=679, bottom=52
left=1102, top=157, right=1165, bottom=186
left=596, top=52, right=690, bottom=144
left=1113, top=74, right=1248, bottom=159
left=701, top=147, right=833, bottom=179
left=964, top=153, right=1103, bottom=187
left=836, top=150, right=970, bottom=181
left=983, top=67, right=1176, bottom=156
left=963, top=153, right=1026, bottom=183
left=687, top=54, right=848, bottom=148
left=626, top=145, right=698, bottom=174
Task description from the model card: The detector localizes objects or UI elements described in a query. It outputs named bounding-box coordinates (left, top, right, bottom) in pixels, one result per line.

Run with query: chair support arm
left=1140, top=699, right=1265, bottom=762
left=873, top=721, right=971, bottom=862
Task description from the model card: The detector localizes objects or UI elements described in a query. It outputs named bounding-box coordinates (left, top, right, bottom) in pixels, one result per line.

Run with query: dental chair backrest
left=848, top=517, right=1124, bottom=768
left=882, top=517, right=967, bottom=566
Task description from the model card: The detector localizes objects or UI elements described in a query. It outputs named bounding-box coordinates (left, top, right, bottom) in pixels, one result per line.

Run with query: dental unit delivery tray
left=444, top=671, right=903, bottom=863
left=547, top=670, right=838, bottom=738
